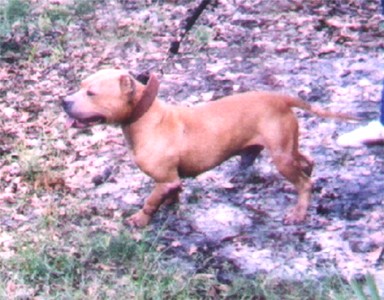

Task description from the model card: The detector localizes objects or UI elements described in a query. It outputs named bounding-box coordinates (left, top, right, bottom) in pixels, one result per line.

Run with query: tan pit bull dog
left=63, top=69, right=357, bottom=227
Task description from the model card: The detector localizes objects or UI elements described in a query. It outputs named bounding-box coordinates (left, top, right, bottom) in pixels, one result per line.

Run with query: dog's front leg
left=125, top=180, right=182, bottom=227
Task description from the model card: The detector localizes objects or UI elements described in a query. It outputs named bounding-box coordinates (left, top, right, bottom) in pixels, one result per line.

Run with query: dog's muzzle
left=62, top=96, right=106, bottom=129
left=62, top=97, right=74, bottom=114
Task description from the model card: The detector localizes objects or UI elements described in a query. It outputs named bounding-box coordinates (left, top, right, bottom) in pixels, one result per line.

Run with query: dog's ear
left=144, top=73, right=160, bottom=99
left=119, top=74, right=136, bottom=100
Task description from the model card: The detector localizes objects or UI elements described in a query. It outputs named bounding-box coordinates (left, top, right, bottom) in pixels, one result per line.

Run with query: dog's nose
left=62, top=97, right=74, bottom=112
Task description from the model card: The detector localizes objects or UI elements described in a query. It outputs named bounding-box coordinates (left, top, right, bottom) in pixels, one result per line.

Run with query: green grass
left=73, top=0, right=97, bottom=17
left=0, top=0, right=96, bottom=61
left=0, top=0, right=153, bottom=62
left=193, top=25, right=214, bottom=46
left=348, top=274, right=381, bottom=300
left=0, top=0, right=28, bottom=39
left=16, top=247, right=80, bottom=286
left=16, top=145, right=43, bottom=182
left=1, top=226, right=381, bottom=299
left=2, top=0, right=29, bottom=26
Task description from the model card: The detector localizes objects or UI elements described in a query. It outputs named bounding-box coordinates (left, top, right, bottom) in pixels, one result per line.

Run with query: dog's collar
left=127, top=73, right=160, bottom=124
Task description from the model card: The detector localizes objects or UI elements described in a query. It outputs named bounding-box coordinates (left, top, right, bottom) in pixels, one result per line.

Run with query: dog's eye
left=87, top=90, right=96, bottom=97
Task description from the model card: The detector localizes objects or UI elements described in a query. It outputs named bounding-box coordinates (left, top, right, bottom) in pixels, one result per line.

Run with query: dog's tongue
left=65, top=117, right=88, bottom=129
left=65, top=117, right=76, bottom=129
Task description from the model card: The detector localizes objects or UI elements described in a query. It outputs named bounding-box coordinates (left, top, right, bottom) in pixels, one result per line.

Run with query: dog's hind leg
left=263, top=118, right=312, bottom=224
left=297, top=152, right=314, bottom=177
left=270, top=150, right=312, bottom=224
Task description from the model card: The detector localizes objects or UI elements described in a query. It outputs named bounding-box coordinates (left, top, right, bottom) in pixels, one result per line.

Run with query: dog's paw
left=124, top=211, right=151, bottom=227
left=283, top=209, right=306, bottom=225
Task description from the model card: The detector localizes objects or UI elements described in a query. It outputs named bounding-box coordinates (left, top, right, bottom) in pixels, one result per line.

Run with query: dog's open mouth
left=65, top=115, right=106, bottom=129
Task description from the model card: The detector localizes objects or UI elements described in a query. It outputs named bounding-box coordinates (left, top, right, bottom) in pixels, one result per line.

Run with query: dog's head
left=62, top=69, right=159, bottom=128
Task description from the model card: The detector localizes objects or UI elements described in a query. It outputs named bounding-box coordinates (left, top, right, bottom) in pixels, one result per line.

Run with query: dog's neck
left=126, top=74, right=160, bottom=124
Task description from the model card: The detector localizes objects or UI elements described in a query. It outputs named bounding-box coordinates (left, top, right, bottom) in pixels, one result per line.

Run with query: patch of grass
left=73, top=0, right=97, bottom=17
left=221, top=273, right=383, bottom=300
left=0, top=0, right=29, bottom=39
left=2, top=226, right=382, bottom=299
left=335, top=273, right=381, bottom=300
left=88, top=231, right=141, bottom=264
left=13, top=246, right=82, bottom=288
left=0, top=0, right=85, bottom=62
left=12, top=131, right=67, bottom=191
left=3, top=0, right=29, bottom=26
left=84, top=231, right=191, bottom=298
left=118, top=20, right=153, bottom=42
left=16, top=145, right=43, bottom=183
left=38, top=199, right=61, bottom=229
left=45, top=5, right=72, bottom=23
left=37, top=13, right=54, bottom=34
left=51, top=44, right=65, bottom=62
left=193, top=25, right=214, bottom=45
left=189, top=25, right=214, bottom=51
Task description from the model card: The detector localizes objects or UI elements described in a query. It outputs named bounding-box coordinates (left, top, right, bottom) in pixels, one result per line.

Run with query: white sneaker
left=337, top=121, right=384, bottom=147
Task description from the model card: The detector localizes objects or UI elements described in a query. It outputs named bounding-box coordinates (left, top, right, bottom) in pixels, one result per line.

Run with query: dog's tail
left=286, top=96, right=361, bottom=121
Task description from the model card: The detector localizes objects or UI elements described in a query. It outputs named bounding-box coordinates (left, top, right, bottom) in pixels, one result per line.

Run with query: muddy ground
left=1, top=0, right=384, bottom=294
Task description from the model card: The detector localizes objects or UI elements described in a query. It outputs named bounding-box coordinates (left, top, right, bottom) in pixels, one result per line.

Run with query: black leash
left=169, top=0, right=214, bottom=54
left=376, top=247, right=384, bottom=266
left=382, top=0, right=384, bottom=14
left=136, top=0, right=216, bottom=82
